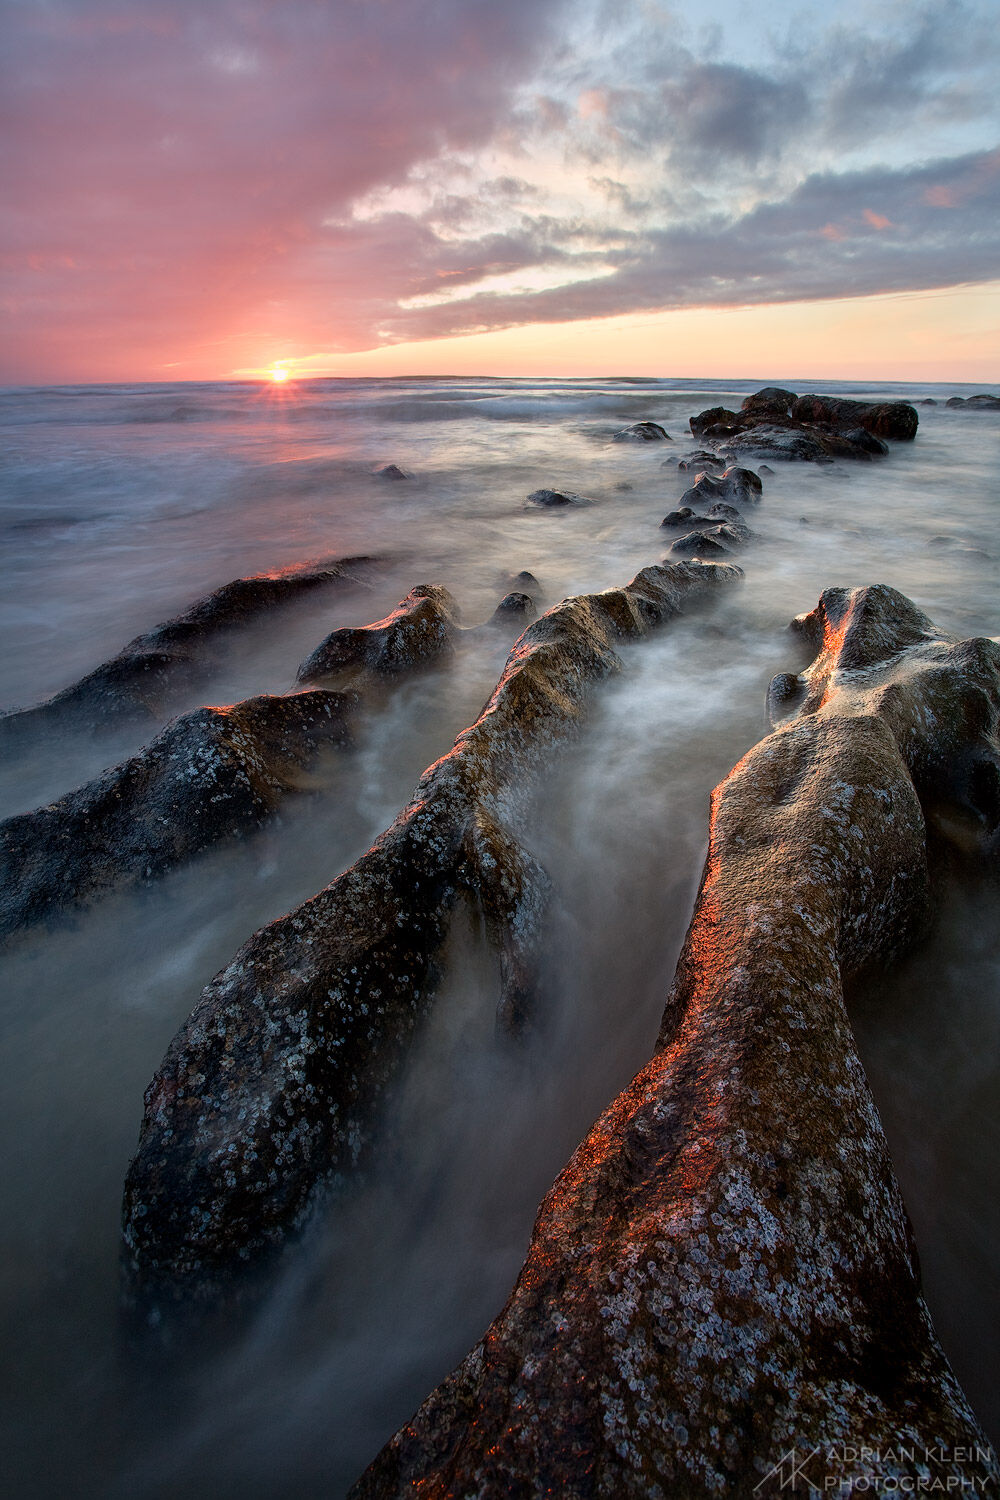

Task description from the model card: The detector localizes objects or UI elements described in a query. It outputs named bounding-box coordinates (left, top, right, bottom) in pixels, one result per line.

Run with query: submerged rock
left=611, top=422, right=671, bottom=442
left=525, top=488, right=591, bottom=508
left=375, top=463, right=411, bottom=479
left=673, top=450, right=725, bottom=472
left=0, top=691, right=354, bottom=940
left=353, top=583, right=999, bottom=1499
left=121, top=561, right=742, bottom=1307
left=0, top=555, right=378, bottom=744
left=296, top=585, right=459, bottom=688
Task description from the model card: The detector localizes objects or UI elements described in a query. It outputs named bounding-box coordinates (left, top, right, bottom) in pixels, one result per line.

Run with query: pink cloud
left=863, top=209, right=892, bottom=229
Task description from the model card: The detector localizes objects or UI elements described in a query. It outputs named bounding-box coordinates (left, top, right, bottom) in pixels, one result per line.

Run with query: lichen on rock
left=351, top=584, right=998, bottom=1500
left=121, top=560, right=741, bottom=1308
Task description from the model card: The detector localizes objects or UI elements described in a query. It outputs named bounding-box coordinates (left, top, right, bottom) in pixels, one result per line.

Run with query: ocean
left=0, top=376, right=997, bottom=1496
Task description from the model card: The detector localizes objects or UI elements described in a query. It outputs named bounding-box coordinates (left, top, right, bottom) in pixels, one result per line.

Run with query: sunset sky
left=2, top=0, right=998, bottom=384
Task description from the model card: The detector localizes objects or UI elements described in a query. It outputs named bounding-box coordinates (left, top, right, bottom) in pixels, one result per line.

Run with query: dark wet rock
left=488, top=593, right=536, bottom=626
left=919, top=398, right=938, bottom=406
left=0, top=556, right=378, bottom=744
left=297, top=585, right=458, bottom=689
left=121, top=560, right=743, bottom=1307
left=375, top=463, right=411, bottom=479
left=673, top=449, right=725, bottom=472
left=353, top=583, right=999, bottom=1500
left=945, top=393, right=1000, bottom=410
left=613, top=481, right=634, bottom=491
left=660, top=506, right=700, bottom=528
left=758, top=463, right=775, bottom=476
left=525, top=488, right=591, bottom=508
left=687, top=388, right=917, bottom=463
left=688, top=406, right=738, bottom=438
left=739, top=385, right=797, bottom=419
left=611, top=422, right=671, bottom=442
left=0, top=692, right=354, bottom=940
left=841, top=425, right=890, bottom=457
left=668, top=520, right=751, bottom=557
left=790, top=394, right=918, bottom=441
left=721, top=423, right=840, bottom=462
left=680, top=465, right=762, bottom=511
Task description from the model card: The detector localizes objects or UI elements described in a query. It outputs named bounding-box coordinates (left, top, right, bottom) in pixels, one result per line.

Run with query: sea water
left=0, top=377, right=997, bottom=1496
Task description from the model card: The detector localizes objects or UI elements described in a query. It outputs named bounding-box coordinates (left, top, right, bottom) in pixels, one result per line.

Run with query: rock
left=121, top=560, right=743, bottom=1309
left=841, top=425, right=890, bottom=457
left=375, top=463, right=410, bottom=479
left=680, top=465, right=762, bottom=511
left=659, top=506, right=700, bottom=528
left=688, top=406, right=738, bottom=438
left=296, top=585, right=459, bottom=688
left=488, top=593, right=536, bottom=626
left=919, top=398, right=938, bottom=406
left=739, top=386, right=797, bottom=419
left=667, top=520, right=751, bottom=557
left=353, top=584, right=1000, bottom=1500
left=525, top=489, right=590, bottom=508
left=0, top=556, right=378, bottom=744
left=613, top=481, right=634, bottom=491
left=945, top=393, right=1000, bottom=410
left=758, top=463, right=775, bottom=476
left=790, top=394, right=919, bottom=441
left=673, top=450, right=725, bottom=472
left=720, top=423, right=838, bottom=463
left=0, top=691, right=354, bottom=940
left=611, top=422, right=671, bottom=441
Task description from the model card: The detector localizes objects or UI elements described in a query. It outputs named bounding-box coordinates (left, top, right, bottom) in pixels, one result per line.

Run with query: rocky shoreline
left=3, top=385, right=997, bottom=1494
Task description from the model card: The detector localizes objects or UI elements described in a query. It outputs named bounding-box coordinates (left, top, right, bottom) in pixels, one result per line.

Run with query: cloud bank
left=1, top=0, right=998, bottom=378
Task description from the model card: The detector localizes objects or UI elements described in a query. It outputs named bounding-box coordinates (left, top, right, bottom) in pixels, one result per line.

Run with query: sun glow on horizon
left=269, top=364, right=290, bottom=383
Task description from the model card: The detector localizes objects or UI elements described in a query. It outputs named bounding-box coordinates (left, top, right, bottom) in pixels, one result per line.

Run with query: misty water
left=0, top=377, right=997, bottom=1497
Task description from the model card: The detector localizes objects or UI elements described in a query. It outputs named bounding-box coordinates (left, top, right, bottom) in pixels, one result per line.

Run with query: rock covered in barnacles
left=0, top=555, right=378, bottom=744
left=296, top=585, right=459, bottom=688
left=611, top=422, right=671, bottom=442
left=121, top=561, right=742, bottom=1308
left=353, top=583, right=998, bottom=1500
left=0, top=691, right=353, bottom=940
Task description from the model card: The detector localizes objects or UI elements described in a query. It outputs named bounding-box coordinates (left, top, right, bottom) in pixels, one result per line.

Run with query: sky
left=2, top=0, right=998, bottom=384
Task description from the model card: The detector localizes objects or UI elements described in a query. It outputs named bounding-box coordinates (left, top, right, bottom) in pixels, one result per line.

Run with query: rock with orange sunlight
left=0, top=554, right=381, bottom=747
left=352, top=584, right=999, bottom=1500
left=297, top=584, right=460, bottom=689
left=120, top=560, right=741, bottom=1312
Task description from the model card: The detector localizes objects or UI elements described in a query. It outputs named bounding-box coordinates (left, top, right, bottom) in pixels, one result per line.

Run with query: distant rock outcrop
left=612, top=422, right=671, bottom=442
left=687, top=387, right=917, bottom=462
left=945, top=393, right=1000, bottom=410
left=352, top=584, right=999, bottom=1500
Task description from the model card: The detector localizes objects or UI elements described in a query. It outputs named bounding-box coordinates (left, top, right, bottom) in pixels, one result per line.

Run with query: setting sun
left=269, top=365, right=289, bottom=383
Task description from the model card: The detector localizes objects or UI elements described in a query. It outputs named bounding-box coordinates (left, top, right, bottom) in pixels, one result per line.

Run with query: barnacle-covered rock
left=352, top=584, right=998, bottom=1500
left=121, top=561, right=741, bottom=1307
